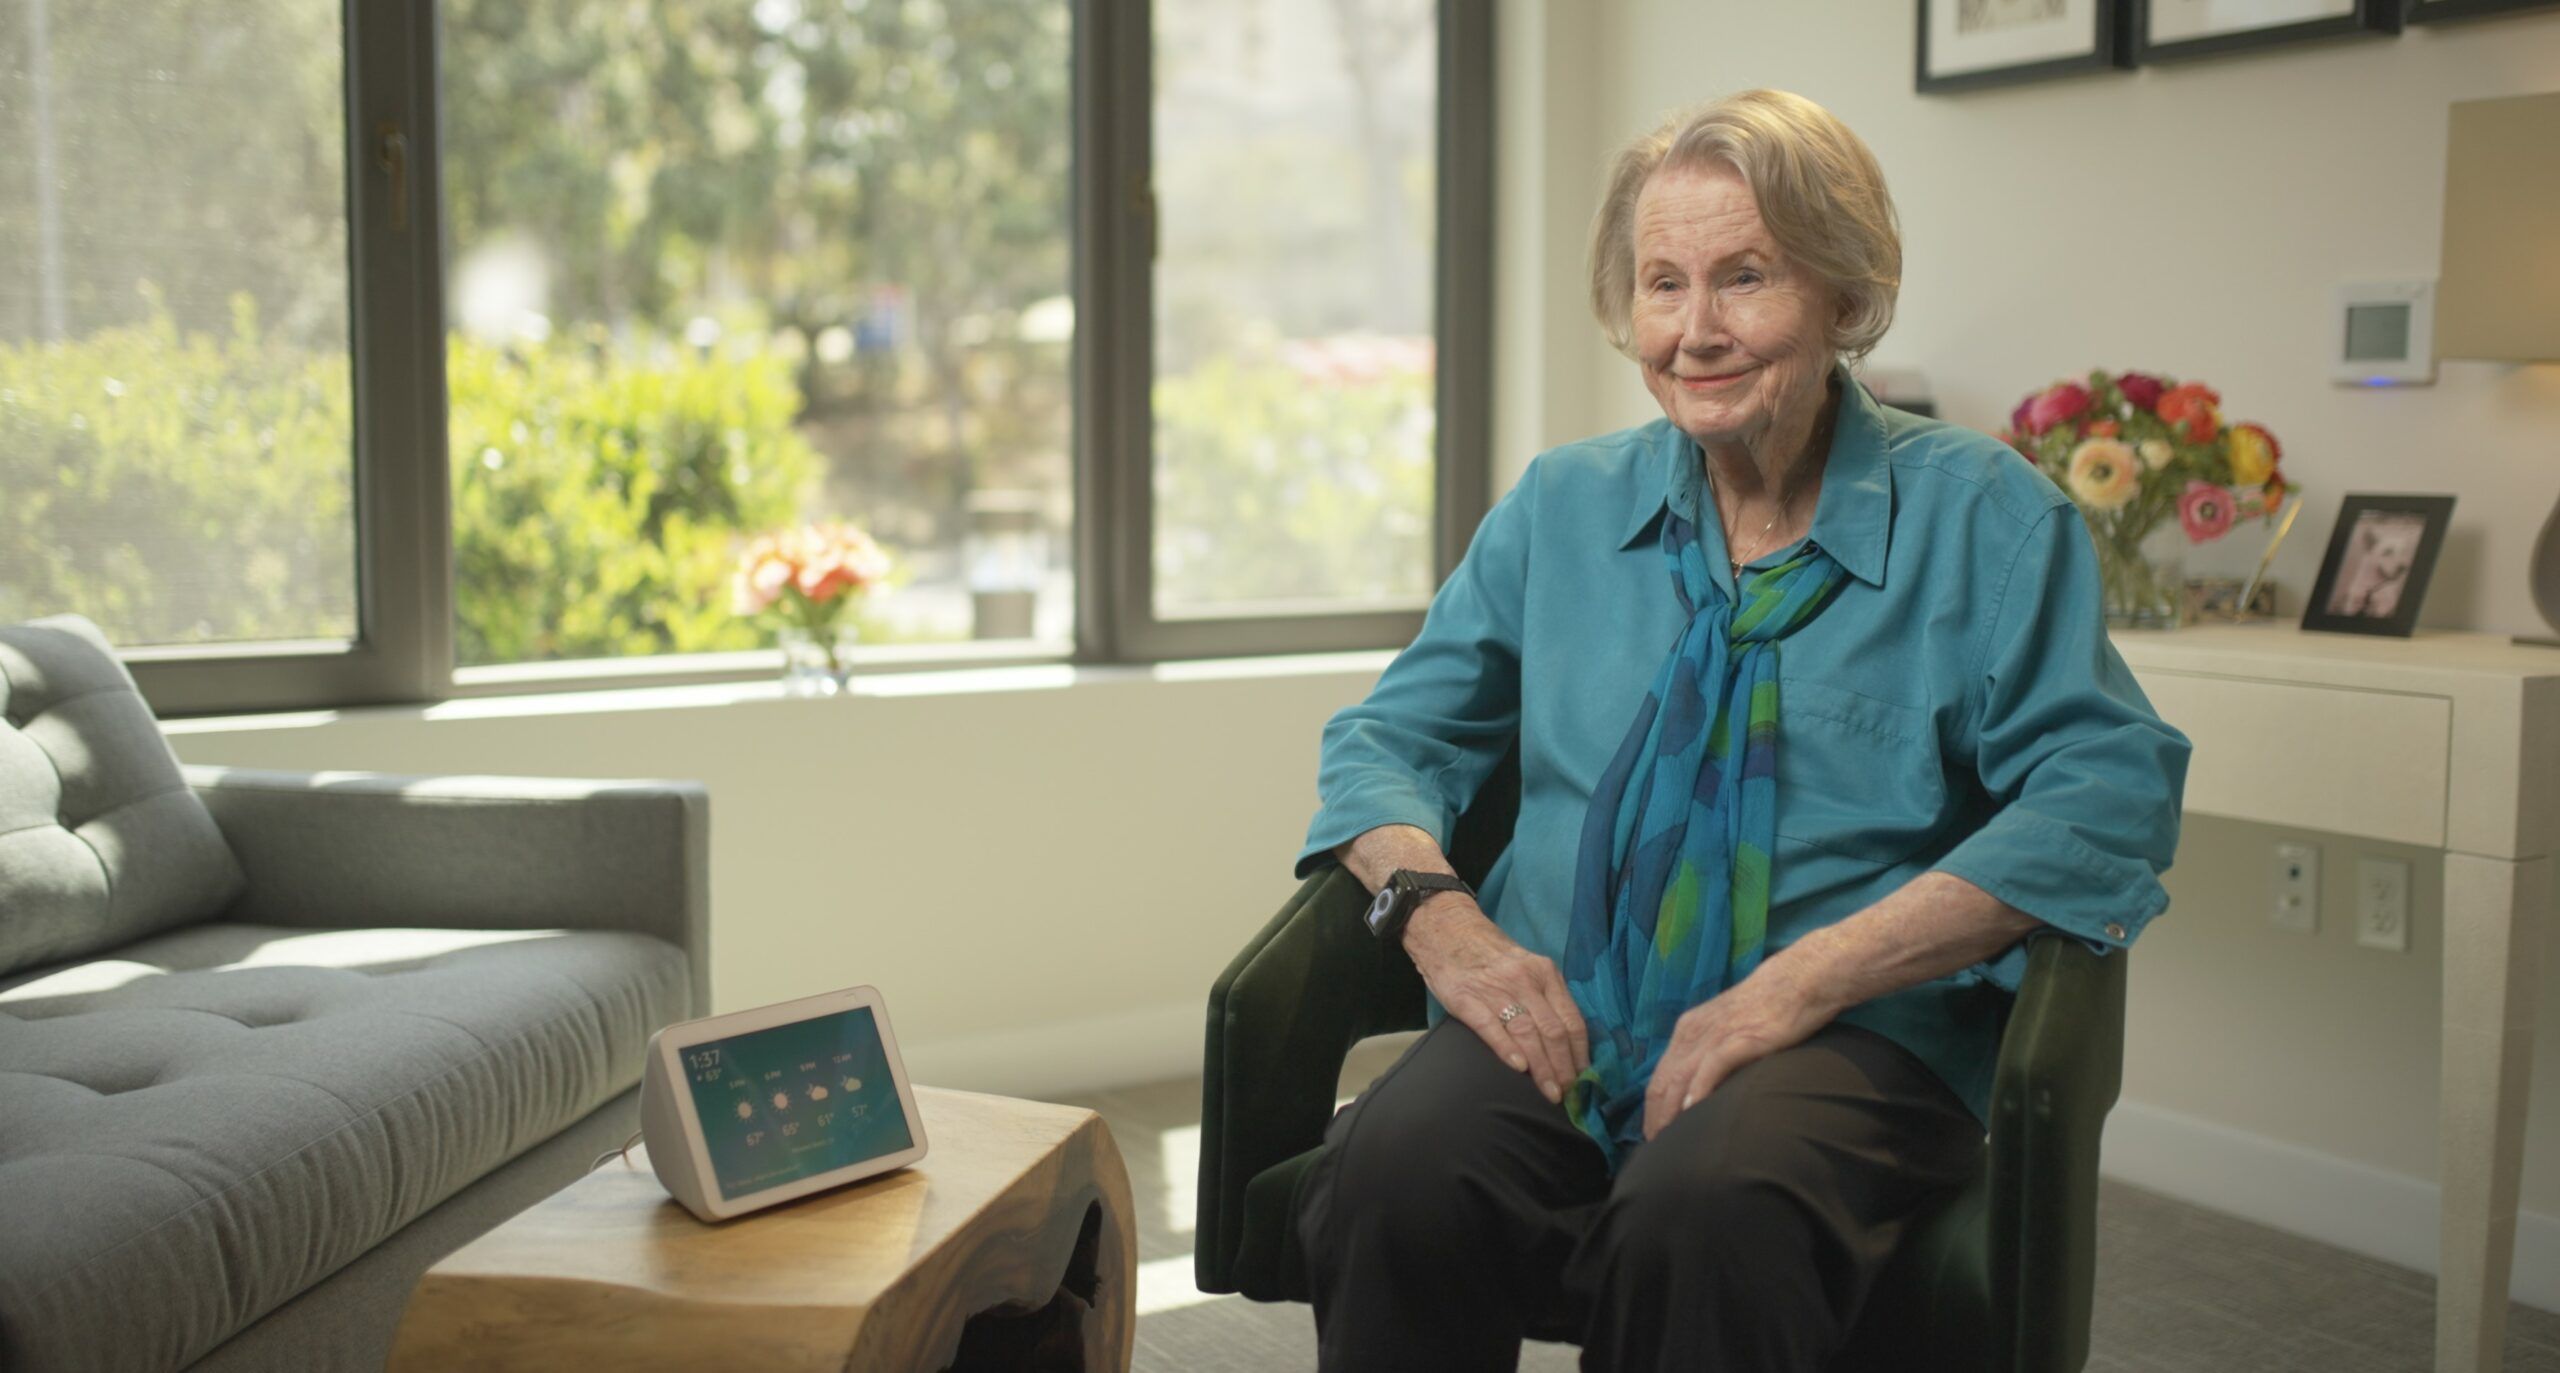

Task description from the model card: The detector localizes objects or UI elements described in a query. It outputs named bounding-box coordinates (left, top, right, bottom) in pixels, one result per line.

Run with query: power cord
left=589, top=1129, right=645, bottom=1173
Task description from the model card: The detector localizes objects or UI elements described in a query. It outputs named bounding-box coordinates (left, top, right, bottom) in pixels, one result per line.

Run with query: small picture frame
left=1917, top=0, right=2130, bottom=94
left=2132, top=0, right=2399, bottom=62
left=2300, top=494, right=2456, bottom=638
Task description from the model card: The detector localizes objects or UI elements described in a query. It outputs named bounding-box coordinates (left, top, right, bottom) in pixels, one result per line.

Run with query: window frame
left=1081, top=0, right=1494, bottom=663
left=109, top=0, right=1492, bottom=718
left=126, top=0, right=452, bottom=718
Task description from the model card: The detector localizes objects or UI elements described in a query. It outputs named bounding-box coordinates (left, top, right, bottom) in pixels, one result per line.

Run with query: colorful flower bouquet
left=732, top=521, right=894, bottom=692
left=2001, top=370, right=2294, bottom=627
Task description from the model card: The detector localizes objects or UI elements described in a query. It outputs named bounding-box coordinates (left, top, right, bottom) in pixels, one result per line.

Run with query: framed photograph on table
left=1917, top=0, right=2130, bottom=93
left=2409, top=0, right=2560, bottom=22
left=2133, top=0, right=2400, bottom=61
left=2301, top=494, right=2456, bottom=638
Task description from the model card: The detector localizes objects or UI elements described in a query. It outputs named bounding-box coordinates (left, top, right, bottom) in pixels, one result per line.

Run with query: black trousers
left=1295, top=1018, right=1984, bottom=1373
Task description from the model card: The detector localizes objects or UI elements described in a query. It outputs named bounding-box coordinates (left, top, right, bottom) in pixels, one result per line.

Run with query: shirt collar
left=1616, top=363, right=1894, bottom=589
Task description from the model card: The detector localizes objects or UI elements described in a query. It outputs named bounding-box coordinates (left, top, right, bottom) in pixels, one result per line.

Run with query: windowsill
left=159, top=648, right=1400, bottom=735
left=445, top=637, right=1079, bottom=697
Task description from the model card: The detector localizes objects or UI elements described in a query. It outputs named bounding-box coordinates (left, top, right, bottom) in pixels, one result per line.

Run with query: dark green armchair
left=1196, top=750, right=2129, bottom=1372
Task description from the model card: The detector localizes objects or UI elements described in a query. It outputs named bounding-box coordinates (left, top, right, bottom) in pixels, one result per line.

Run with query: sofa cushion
left=0, top=922, right=690, bottom=1373
left=0, top=616, right=245, bottom=979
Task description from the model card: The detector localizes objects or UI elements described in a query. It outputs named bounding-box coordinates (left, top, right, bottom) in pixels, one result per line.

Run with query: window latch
left=1130, top=175, right=1157, bottom=262
left=376, top=122, right=409, bottom=233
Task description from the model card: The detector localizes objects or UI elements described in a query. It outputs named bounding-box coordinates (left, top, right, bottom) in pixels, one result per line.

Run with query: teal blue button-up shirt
left=1298, top=372, right=2192, bottom=1126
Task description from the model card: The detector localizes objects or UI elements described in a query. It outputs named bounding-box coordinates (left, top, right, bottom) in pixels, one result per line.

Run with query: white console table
left=2111, top=623, right=2555, bottom=1373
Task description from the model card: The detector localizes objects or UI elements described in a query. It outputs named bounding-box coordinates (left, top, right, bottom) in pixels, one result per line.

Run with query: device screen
left=679, top=1005, right=915, bottom=1200
left=2344, top=302, right=2411, bottom=362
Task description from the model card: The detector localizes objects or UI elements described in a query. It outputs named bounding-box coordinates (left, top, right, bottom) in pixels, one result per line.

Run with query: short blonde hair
left=1588, top=89, right=1901, bottom=361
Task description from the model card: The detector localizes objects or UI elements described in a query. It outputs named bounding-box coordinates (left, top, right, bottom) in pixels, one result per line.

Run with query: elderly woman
left=1292, top=89, right=2191, bottom=1372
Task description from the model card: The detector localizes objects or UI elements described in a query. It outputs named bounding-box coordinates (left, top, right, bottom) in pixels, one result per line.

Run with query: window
left=0, top=0, right=357, bottom=649
left=1, top=0, right=1489, bottom=715
left=1091, top=0, right=1493, bottom=660
left=1151, top=0, right=1439, bottom=620
left=439, top=0, right=1075, bottom=669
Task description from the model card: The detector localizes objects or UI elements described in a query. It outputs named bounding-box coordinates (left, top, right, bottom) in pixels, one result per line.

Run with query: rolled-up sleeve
left=1294, top=462, right=1537, bottom=878
left=1930, top=502, right=2193, bottom=990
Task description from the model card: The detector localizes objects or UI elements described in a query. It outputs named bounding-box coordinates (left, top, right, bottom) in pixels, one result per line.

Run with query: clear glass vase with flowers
left=2001, top=371, right=2293, bottom=629
left=732, top=522, right=895, bottom=695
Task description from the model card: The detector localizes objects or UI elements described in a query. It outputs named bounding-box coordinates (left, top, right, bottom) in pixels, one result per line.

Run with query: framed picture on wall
left=2409, top=0, right=2560, bottom=22
left=2133, top=0, right=2400, bottom=62
left=1916, top=0, right=2131, bottom=93
left=2300, top=494, right=2456, bottom=638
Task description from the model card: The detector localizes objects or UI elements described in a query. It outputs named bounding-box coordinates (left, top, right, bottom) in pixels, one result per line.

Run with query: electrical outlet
left=2355, top=856, right=2411, bottom=952
left=2271, top=842, right=2319, bottom=934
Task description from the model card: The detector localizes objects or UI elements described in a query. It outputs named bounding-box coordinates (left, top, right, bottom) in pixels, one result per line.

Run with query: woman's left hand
left=1642, top=960, right=1840, bottom=1141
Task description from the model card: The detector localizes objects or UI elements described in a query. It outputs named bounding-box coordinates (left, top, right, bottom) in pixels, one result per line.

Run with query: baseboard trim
left=899, top=1001, right=1205, bottom=1102
left=2104, top=1099, right=2560, bottom=1314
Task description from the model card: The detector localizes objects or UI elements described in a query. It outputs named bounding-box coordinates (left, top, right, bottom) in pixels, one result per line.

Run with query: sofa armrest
left=183, top=765, right=710, bottom=1014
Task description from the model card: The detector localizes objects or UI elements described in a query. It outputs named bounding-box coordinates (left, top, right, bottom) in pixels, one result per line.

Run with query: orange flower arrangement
left=733, top=522, right=894, bottom=674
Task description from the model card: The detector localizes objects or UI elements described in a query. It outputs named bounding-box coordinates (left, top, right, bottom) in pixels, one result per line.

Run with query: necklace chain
left=1711, top=468, right=1802, bottom=573
left=1708, top=405, right=1836, bottom=574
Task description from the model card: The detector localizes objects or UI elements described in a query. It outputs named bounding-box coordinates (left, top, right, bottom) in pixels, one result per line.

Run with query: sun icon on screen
left=772, top=1091, right=791, bottom=1111
left=734, top=1100, right=754, bottom=1121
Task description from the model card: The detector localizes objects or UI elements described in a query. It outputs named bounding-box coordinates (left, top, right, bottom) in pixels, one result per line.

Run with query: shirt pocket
left=1773, top=677, right=1949, bottom=867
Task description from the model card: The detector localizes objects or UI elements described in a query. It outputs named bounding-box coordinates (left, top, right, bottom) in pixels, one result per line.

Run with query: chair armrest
left=1984, top=927, right=2128, bottom=1373
left=183, top=765, right=710, bottom=1015
left=1196, top=865, right=1428, bottom=1295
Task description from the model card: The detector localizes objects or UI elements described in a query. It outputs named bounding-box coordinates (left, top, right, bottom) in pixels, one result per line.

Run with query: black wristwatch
left=1364, top=870, right=1474, bottom=946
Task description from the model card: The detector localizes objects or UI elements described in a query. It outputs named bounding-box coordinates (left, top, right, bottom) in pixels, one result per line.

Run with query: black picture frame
left=1917, top=0, right=2132, bottom=93
left=2408, top=0, right=2560, bottom=22
left=2133, top=0, right=2400, bottom=62
left=2300, top=494, right=2456, bottom=637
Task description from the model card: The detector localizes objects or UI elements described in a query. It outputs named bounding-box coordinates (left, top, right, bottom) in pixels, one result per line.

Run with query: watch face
left=1366, top=886, right=1396, bottom=932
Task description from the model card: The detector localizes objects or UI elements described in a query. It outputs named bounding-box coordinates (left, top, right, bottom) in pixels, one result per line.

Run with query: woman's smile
left=1677, top=367, right=1759, bottom=392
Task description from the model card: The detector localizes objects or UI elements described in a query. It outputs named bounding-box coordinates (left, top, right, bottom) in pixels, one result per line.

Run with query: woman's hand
left=1403, top=896, right=1590, bottom=1105
left=1641, top=960, right=1837, bottom=1141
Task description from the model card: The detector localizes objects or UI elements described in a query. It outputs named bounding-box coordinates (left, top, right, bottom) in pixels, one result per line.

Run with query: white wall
left=1522, top=0, right=2560, bottom=1307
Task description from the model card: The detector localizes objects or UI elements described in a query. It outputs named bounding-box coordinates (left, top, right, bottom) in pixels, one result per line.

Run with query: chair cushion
left=0, top=616, right=245, bottom=978
left=0, top=922, right=690, bottom=1373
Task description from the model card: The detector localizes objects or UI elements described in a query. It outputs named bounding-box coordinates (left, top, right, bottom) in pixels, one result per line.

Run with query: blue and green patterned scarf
left=1560, top=502, right=1846, bottom=1170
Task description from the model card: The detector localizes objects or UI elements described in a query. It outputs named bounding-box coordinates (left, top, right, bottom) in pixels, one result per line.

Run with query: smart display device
left=638, top=985, right=928, bottom=1221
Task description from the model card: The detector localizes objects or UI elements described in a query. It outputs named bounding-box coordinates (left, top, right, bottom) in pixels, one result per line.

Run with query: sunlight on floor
left=1157, top=1122, right=1199, bottom=1239
left=1137, top=1254, right=1221, bottom=1316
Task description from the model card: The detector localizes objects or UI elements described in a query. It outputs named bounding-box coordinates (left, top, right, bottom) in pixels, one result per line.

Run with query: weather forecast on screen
left=680, top=1006, right=914, bottom=1200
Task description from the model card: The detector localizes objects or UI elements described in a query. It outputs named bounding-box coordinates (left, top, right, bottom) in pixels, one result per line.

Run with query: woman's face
left=1628, top=160, right=1839, bottom=454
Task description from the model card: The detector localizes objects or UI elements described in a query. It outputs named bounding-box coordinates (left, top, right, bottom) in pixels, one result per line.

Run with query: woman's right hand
left=1402, top=896, right=1590, bottom=1105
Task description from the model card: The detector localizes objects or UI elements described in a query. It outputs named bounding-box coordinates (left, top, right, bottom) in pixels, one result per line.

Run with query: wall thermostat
left=2332, top=280, right=2435, bottom=387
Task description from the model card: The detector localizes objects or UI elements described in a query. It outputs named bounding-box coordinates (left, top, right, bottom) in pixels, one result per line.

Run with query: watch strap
left=1392, top=870, right=1471, bottom=898
left=1366, top=869, right=1474, bottom=944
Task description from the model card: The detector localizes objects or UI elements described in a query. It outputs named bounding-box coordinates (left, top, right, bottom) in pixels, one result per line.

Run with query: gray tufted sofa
left=0, top=615, right=709, bottom=1371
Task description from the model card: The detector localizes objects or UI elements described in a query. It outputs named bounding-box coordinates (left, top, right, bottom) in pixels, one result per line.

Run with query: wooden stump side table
left=388, top=1087, right=1136, bottom=1372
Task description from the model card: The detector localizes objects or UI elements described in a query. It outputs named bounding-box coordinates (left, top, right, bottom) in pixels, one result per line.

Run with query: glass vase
left=776, top=624, right=861, bottom=696
left=2094, top=516, right=2190, bottom=630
